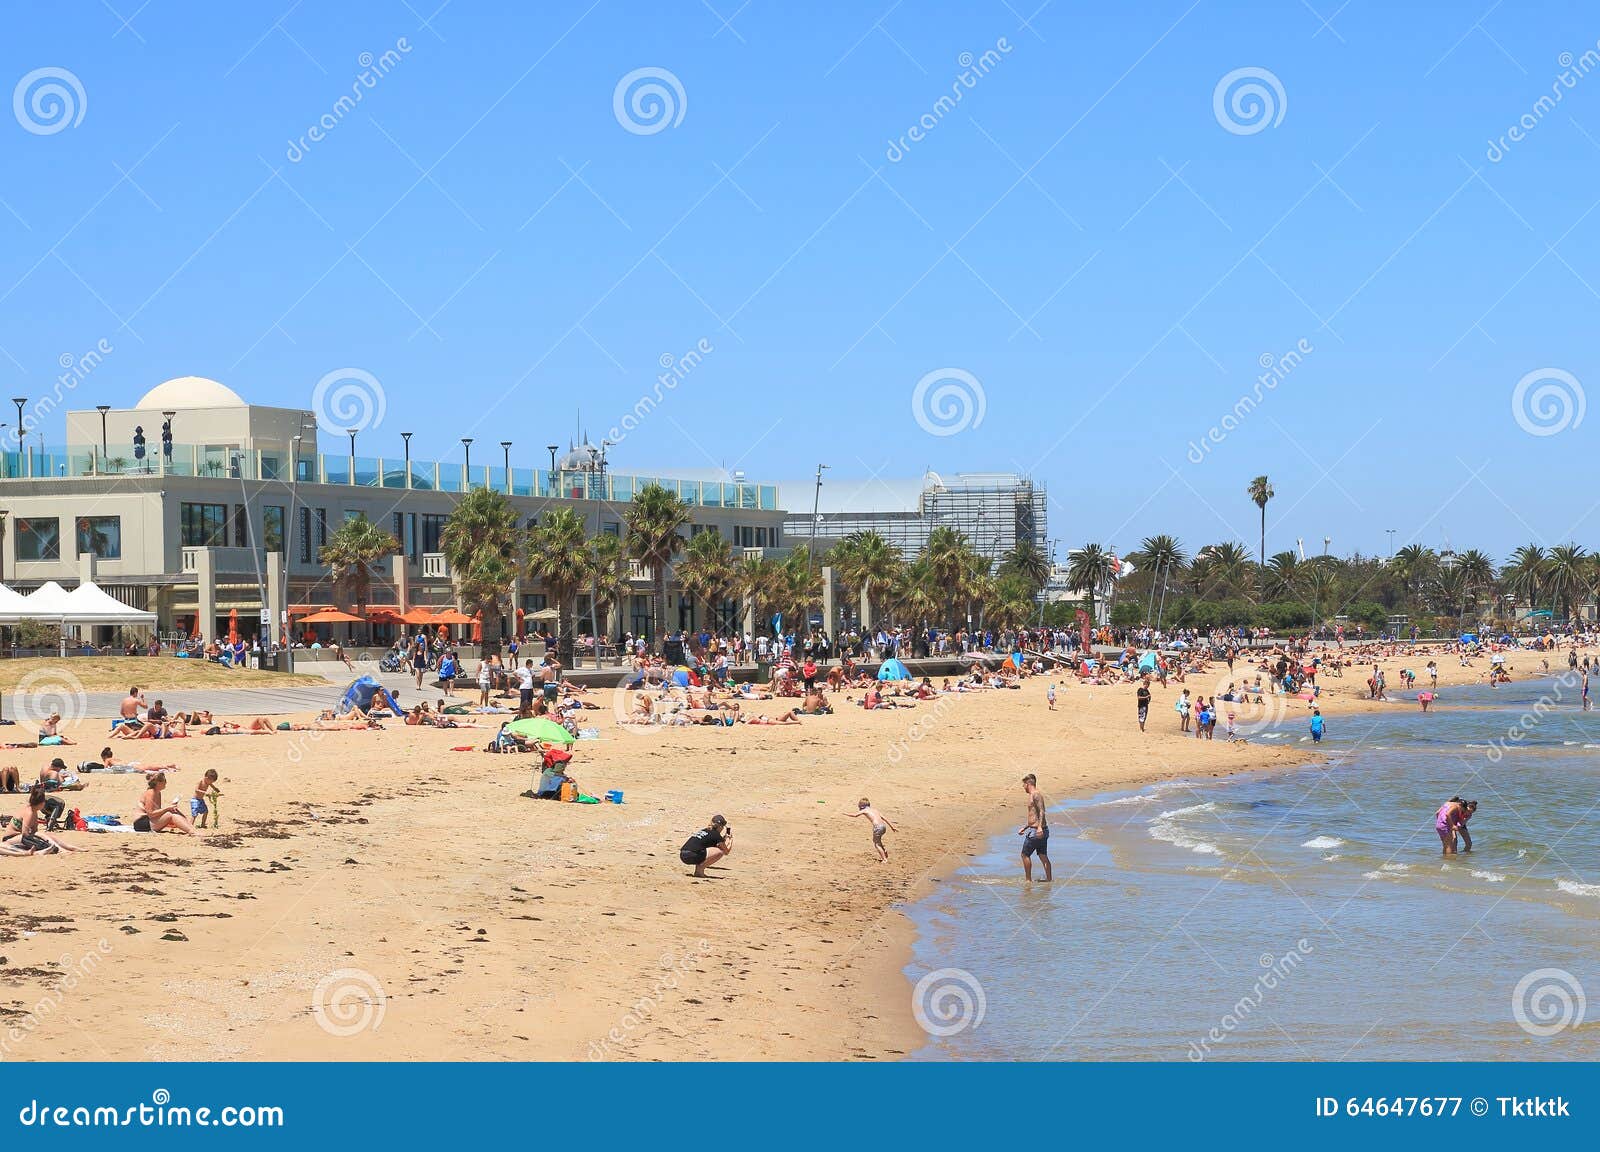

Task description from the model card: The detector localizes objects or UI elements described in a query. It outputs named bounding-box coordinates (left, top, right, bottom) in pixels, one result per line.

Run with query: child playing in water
left=847, top=797, right=898, bottom=863
left=191, top=769, right=222, bottom=829
left=1309, top=708, right=1325, bottom=743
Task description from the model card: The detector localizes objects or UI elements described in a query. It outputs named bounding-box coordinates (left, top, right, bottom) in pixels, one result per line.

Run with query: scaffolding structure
left=791, top=473, right=1048, bottom=569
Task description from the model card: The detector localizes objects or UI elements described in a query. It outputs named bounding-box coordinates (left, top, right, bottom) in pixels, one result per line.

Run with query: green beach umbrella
left=507, top=717, right=577, bottom=745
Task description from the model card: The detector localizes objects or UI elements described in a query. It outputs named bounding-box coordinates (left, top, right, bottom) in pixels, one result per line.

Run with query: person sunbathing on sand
left=745, top=709, right=801, bottom=725
left=4, top=787, right=79, bottom=853
left=136, top=772, right=197, bottom=836
left=798, top=690, right=833, bottom=715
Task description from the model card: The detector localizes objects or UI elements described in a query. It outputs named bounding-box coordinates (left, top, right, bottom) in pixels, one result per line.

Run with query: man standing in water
left=1019, top=773, right=1051, bottom=883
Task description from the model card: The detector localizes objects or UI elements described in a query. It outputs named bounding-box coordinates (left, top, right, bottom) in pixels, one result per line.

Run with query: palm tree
left=1247, top=476, right=1274, bottom=571
left=736, top=552, right=782, bottom=637
left=774, top=549, right=824, bottom=635
left=587, top=532, right=632, bottom=658
left=440, top=486, right=523, bottom=655
left=676, top=529, right=738, bottom=635
left=997, top=539, right=1051, bottom=593
left=923, top=526, right=974, bottom=626
left=829, top=530, right=903, bottom=626
left=1066, top=543, right=1115, bottom=623
left=623, top=482, right=691, bottom=649
left=1192, top=541, right=1252, bottom=598
left=1546, top=543, right=1589, bottom=622
left=320, top=515, right=400, bottom=623
left=525, top=508, right=589, bottom=666
left=1456, top=548, right=1496, bottom=612
left=1135, top=534, right=1188, bottom=575
left=1503, top=544, right=1548, bottom=614
left=1432, top=565, right=1470, bottom=628
left=1266, top=550, right=1301, bottom=600
left=890, top=557, right=940, bottom=629
left=1390, top=544, right=1437, bottom=606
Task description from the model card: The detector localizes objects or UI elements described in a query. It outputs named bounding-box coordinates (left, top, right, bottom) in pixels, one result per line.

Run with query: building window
left=233, top=504, right=249, bottom=548
left=299, top=508, right=312, bottom=564
left=180, top=503, right=228, bottom=547
left=15, top=517, right=60, bottom=561
left=520, top=593, right=548, bottom=612
left=420, top=513, right=447, bottom=554
left=602, top=521, right=621, bottom=536
left=316, top=509, right=328, bottom=547
left=344, top=510, right=361, bottom=524
left=75, top=516, right=121, bottom=559
left=392, top=513, right=405, bottom=555
left=263, top=506, right=285, bottom=555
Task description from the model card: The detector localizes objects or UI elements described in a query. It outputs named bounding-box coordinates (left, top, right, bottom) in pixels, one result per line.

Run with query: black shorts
left=1021, top=827, right=1050, bottom=857
left=133, top=815, right=152, bottom=833
left=680, top=847, right=707, bottom=866
left=520, top=688, right=534, bottom=709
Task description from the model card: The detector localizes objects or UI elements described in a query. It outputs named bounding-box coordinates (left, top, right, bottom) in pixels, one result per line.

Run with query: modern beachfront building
left=0, top=377, right=787, bottom=646
left=784, top=471, right=1049, bottom=570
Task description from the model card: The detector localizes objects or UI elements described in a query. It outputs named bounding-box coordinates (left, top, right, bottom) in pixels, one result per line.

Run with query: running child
left=848, top=798, right=898, bottom=863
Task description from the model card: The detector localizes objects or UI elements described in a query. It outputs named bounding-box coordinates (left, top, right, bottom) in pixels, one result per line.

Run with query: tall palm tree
left=320, top=515, right=400, bottom=626
left=829, top=530, right=903, bottom=625
left=997, top=539, right=1051, bottom=593
left=675, top=529, right=738, bottom=635
left=774, top=549, right=824, bottom=634
left=1390, top=544, right=1437, bottom=606
left=1066, top=543, right=1115, bottom=623
left=1546, top=543, right=1589, bottom=622
left=587, top=532, right=631, bottom=655
left=1503, top=544, right=1548, bottom=614
left=623, top=482, right=690, bottom=649
left=1192, top=541, right=1252, bottom=598
left=890, top=557, right=941, bottom=629
left=1247, top=476, right=1274, bottom=570
left=1432, top=565, right=1470, bottom=627
left=1135, top=534, right=1188, bottom=575
left=1456, top=548, right=1497, bottom=611
left=525, top=508, right=589, bottom=667
left=736, top=552, right=783, bottom=637
left=923, top=526, right=974, bottom=626
left=440, top=486, right=523, bottom=655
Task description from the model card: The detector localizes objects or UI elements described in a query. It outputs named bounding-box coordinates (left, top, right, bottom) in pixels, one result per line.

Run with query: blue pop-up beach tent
left=1138, top=650, right=1158, bottom=674
left=337, top=675, right=402, bottom=716
left=1460, top=633, right=1478, bottom=644
left=877, top=657, right=911, bottom=681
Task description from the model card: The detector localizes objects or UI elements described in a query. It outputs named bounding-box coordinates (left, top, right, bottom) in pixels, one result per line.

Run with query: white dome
left=136, top=376, right=245, bottom=410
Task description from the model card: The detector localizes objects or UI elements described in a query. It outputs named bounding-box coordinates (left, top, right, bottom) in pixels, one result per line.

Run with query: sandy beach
left=0, top=644, right=1570, bottom=1062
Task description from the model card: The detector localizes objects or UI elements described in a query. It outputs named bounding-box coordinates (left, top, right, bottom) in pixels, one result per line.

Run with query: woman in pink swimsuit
left=1435, top=797, right=1464, bottom=856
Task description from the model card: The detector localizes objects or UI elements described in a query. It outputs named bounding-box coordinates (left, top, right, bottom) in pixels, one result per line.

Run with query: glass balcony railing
left=3, top=444, right=781, bottom=511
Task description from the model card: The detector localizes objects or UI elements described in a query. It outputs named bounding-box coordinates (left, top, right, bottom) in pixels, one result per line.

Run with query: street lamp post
left=501, top=441, right=512, bottom=494
left=462, top=438, right=473, bottom=489
left=161, top=409, right=176, bottom=474
left=95, top=405, right=110, bottom=473
left=808, top=463, right=829, bottom=573
left=11, top=398, right=26, bottom=478
left=400, top=432, right=412, bottom=490
left=546, top=444, right=559, bottom=494
left=1386, top=529, right=1396, bottom=558
left=285, top=433, right=304, bottom=674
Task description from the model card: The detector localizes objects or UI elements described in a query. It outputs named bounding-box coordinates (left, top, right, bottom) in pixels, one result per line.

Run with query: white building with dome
left=1, top=378, right=787, bottom=649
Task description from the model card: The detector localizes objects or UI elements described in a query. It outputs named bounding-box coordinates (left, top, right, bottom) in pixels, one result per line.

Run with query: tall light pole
left=347, top=428, right=358, bottom=485
left=808, top=463, right=829, bottom=573
left=11, top=398, right=26, bottom=477
left=400, top=432, right=412, bottom=490
left=461, top=438, right=473, bottom=489
left=1386, top=529, right=1396, bottom=558
left=95, top=404, right=110, bottom=472
left=501, top=440, right=513, bottom=494
left=285, top=432, right=303, bottom=673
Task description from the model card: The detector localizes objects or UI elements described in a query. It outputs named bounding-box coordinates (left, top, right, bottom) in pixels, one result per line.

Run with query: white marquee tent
left=0, top=580, right=156, bottom=627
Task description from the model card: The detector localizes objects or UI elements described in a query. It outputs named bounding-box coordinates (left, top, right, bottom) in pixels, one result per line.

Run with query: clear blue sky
left=3, top=1, right=1598, bottom=561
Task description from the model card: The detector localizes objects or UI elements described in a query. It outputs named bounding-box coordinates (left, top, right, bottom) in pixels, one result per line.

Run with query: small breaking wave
left=1556, top=879, right=1600, bottom=898
left=1149, top=803, right=1224, bottom=856
left=1302, top=835, right=1345, bottom=850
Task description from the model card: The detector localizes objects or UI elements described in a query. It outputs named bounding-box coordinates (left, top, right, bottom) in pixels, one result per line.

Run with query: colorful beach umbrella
left=507, top=717, right=576, bottom=745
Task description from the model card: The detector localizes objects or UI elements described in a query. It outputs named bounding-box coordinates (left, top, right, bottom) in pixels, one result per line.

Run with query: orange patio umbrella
left=227, top=608, right=239, bottom=645
left=428, top=609, right=475, bottom=625
left=399, top=607, right=437, bottom=625
left=297, top=609, right=364, bottom=624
